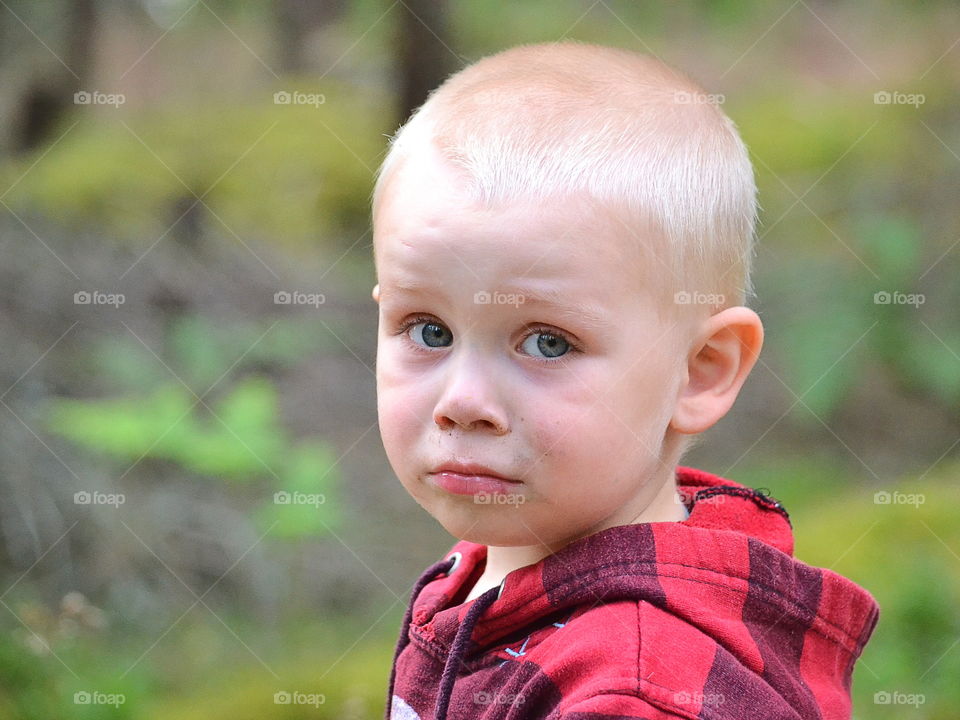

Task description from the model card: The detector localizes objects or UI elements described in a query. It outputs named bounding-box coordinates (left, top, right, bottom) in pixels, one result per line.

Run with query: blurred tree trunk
left=66, top=0, right=97, bottom=83
left=12, top=0, right=97, bottom=153
left=396, top=0, right=454, bottom=123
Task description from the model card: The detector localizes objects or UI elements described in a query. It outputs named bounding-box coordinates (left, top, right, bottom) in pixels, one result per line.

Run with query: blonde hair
left=372, top=41, right=758, bottom=315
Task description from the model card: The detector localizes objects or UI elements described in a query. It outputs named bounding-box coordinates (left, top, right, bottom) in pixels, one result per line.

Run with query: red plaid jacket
left=386, top=466, right=879, bottom=719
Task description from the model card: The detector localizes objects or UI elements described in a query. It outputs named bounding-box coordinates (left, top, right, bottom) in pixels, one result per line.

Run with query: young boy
left=371, top=41, right=878, bottom=720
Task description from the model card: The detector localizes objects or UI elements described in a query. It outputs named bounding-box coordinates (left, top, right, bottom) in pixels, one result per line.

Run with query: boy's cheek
left=375, top=350, right=411, bottom=406
left=377, top=391, right=418, bottom=445
left=375, top=344, right=423, bottom=391
left=377, top=383, right=433, bottom=467
left=525, top=412, right=593, bottom=483
left=529, top=407, right=643, bottom=476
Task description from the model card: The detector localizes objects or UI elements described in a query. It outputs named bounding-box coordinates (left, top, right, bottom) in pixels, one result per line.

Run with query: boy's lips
left=428, top=461, right=521, bottom=483
left=426, top=461, right=525, bottom=495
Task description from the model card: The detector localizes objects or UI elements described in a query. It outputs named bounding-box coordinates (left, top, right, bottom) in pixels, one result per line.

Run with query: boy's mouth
left=426, top=462, right=525, bottom=497
left=428, top=461, right=521, bottom=483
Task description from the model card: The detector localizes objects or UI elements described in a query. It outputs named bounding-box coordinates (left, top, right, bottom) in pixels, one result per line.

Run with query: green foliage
left=696, top=0, right=757, bottom=25
left=169, top=315, right=337, bottom=388
left=739, top=94, right=872, bottom=179
left=760, top=254, right=874, bottom=420
left=789, top=464, right=960, bottom=719
left=458, top=0, right=627, bottom=49
left=733, top=451, right=853, bottom=515
left=0, top=78, right=385, bottom=251
left=757, top=202, right=957, bottom=422
left=858, top=214, right=921, bottom=283
left=44, top=314, right=344, bottom=538
left=256, top=443, right=342, bottom=538
left=856, top=215, right=960, bottom=405
left=0, top=622, right=152, bottom=720
left=140, top=631, right=394, bottom=720
left=0, top=610, right=393, bottom=720
left=47, top=379, right=281, bottom=478
left=46, top=376, right=340, bottom=537
left=897, top=327, right=960, bottom=402
left=0, top=634, right=63, bottom=719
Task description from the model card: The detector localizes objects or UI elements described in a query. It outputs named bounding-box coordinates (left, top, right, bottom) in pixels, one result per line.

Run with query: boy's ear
left=670, top=307, right=764, bottom=435
left=372, top=284, right=380, bottom=303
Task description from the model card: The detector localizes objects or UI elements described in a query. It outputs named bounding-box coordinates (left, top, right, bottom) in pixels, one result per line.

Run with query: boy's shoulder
left=393, top=468, right=878, bottom=720
left=522, top=596, right=745, bottom=715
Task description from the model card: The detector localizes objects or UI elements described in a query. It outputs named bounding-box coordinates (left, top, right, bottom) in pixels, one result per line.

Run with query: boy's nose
left=433, top=388, right=509, bottom=435
left=434, top=408, right=508, bottom=435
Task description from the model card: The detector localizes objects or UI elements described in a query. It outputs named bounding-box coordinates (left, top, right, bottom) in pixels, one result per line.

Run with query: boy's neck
left=463, top=482, right=688, bottom=603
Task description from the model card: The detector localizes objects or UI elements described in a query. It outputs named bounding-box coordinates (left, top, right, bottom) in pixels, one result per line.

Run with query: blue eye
left=408, top=320, right=453, bottom=348
left=398, top=315, right=579, bottom=363
left=520, top=331, right=570, bottom=359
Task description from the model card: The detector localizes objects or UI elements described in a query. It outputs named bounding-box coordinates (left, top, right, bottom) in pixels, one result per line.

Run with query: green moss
left=1, top=79, right=386, bottom=253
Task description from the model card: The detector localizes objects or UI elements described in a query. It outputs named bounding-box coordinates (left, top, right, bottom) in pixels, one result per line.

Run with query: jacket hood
left=386, top=466, right=880, bottom=720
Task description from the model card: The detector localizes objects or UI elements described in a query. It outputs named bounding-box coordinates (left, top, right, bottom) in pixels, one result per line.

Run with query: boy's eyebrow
left=386, top=280, right=615, bottom=331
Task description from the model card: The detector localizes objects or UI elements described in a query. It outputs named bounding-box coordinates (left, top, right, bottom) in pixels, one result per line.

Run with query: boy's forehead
left=373, top=138, right=678, bottom=321
left=376, top=152, right=645, bottom=269
left=376, top=138, right=608, bottom=237
left=378, top=208, right=628, bottom=292
left=375, top=228, right=675, bottom=337
left=378, top=233, right=601, bottom=301
left=376, top=222, right=663, bottom=325
left=373, top=141, right=472, bottom=229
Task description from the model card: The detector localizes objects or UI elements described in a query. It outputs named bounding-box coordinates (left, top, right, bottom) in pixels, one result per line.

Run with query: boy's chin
left=433, top=509, right=543, bottom=547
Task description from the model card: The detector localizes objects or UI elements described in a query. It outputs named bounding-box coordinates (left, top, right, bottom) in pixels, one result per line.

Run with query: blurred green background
left=0, top=0, right=958, bottom=717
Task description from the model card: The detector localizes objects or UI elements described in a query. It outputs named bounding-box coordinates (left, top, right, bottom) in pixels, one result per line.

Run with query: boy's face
left=373, top=144, right=691, bottom=550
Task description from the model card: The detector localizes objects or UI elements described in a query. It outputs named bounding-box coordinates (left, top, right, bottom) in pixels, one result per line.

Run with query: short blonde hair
left=372, top=41, right=758, bottom=315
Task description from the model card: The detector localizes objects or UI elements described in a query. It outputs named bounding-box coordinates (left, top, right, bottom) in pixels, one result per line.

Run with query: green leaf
left=898, top=327, right=960, bottom=403
left=46, top=385, right=195, bottom=459
left=257, top=443, right=341, bottom=538
left=854, top=214, right=920, bottom=284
